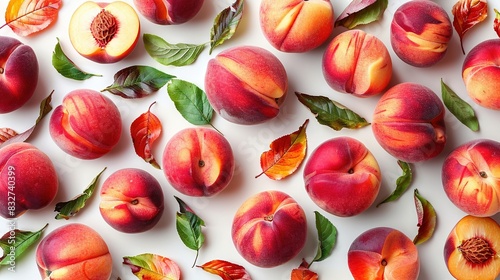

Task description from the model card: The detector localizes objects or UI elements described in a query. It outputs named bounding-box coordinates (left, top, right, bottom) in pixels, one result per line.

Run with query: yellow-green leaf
left=123, top=253, right=181, bottom=280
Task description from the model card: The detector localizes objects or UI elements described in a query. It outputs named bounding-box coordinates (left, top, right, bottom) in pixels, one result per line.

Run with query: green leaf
left=335, top=0, right=388, bottom=29
left=441, top=79, right=479, bottom=131
left=377, top=160, right=413, bottom=207
left=0, top=223, right=48, bottom=267
left=210, top=0, right=244, bottom=54
left=54, top=167, right=106, bottom=220
left=102, top=65, right=175, bottom=99
left=143, top=33, right=206, bottom=67
left=295, top=92, right=370, bottom=130
left=413, top=189, right=437, bottom=245
left=175, top=196, right=205, bottom=267
left=312, top=211, right=337, bottom=263
left=167, top=79, right=217, bottom=129
left=51, top=38, right=100, bottom=80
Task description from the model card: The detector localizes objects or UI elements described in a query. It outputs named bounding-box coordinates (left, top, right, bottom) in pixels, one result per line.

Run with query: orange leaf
left=256, top=119, right=309, bottom=180
left=291, top=259, right=318, bottom=280
left=123, top=253, right=181, bottom=280
left=198, top=259, right=251, bottom=280
left=452, top=0, right=488, bottom=54
left=130, top=102, right=162, bottom=169
left=2, top=0, right=62, bottom=36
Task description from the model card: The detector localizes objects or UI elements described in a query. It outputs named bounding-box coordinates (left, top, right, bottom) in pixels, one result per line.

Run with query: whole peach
left=36, top=223, right=113, bottom=280
left=259, top=0, right=334, bottom=52
left=444, top=215, right=500, bottom=280
left=162, top=127, right=234, bottom=196
left=372, top=82, right=446, bottom=162
left=99, top=168, right=164, bottom=233
left=462, top=39, right=500, bottom=110
left=133, top=0, right=204, bottom=25
left=205, top=45, right=288, bottom=125
left=231, top=190, right=307, bottom=268
left=69, top=1, right=140, bottom=63
left=0, top=36, right=38, bottom=114
left=348, top=227, right=420, bottom=280
left=442, top=139, right=500, bottom=217
left=49, top=89, right=122, bottom=160
left=303, top=136, right=381, bottom=217
left=390, top=0, right=452, bottom=67
left=0, top=142, right=58, bottom=219
left=322, top=29, right=392, bottom=97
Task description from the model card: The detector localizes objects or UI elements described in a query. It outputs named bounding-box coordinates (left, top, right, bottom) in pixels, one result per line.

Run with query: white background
left=1, top=0, right=500, bottom=279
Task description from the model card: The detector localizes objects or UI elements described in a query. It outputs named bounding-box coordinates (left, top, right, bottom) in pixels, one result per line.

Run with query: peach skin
left=133, top=0, right=204, bottom=25
left=390, top=0, right=452, bottom=67
left=205, top=45, right=288, bottom=125
left=49, top=89, right=122, bottom=160
left=303, top=136, right=381, bottom=217
left=442, top=139, right=500, bottom=217
left=372, top=82, right=446, bottom=162
left=36, top=223, right=113, bottom=280
left=322, top=29, right=392, bottom=97
left=259, top=0, right=334, bottom=52
left=231, top=190, right=307, bottom=268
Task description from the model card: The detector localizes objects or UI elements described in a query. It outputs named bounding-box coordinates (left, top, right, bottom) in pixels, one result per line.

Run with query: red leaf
left=413, top=188, right=437, bottom=245
left=130, top=102, right=162, bottom=169
left=2, top=0, right=62, bottom=36
left=255, top=119, right=309, bottom=180
left=123, top=253, right=181, bottom=280
left=291, top=259, right=318, bottom=280
left=494, top=8, right=500, bottom=37
left=452, top=0, right=488, bottom=54
left=198, top=259, right=251, bottom=280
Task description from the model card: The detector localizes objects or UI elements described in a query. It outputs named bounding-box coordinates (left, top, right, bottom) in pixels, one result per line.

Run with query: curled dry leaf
left=413, top=189, right=437, bottom=245
left=130, top=102, right=162, bottom=169
left=255, top=119, right=309, bottom=180
left=123, top=253, right=181, bottom=280
left=198, top=259, right=252, bottom=280
left=452, top=0, right=488, bottom=54
left=2, top=0, right=62, bottom=36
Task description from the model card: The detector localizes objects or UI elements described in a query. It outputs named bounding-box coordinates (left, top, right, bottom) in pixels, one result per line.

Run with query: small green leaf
left=0, top=223, right=48, bottom=266
left=167, top=79, right=217, bottom=130
left=175, top=196, right=205, bottom=267
left=102, top=65, right=175, bottom=99
left=441, top=79, right=479, bottom=131
left=413, top=189, right=437, bottom=245
left=335, top=0, right=388, bottom=29
left=295, top=92, right=370, bottom=130
left=377, top=160, right=413, bottom=207
left=210, top=0, right=244, bottom=54
left=312, top=211, right=337, bottom=263
left=143, top=34, right=206, bottom=66
left=54, top=167, right=106, bottom=220
left=51, top=38, right=100, bottom=80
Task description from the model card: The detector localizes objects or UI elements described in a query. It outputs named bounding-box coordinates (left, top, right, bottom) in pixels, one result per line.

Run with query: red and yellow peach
left=99, top=168, right=164, bottom=233
left=133, top=0, right=204, bottom=25
left=162, top=127, right=234, bottom=196
left=231, top=190, right=307, bottom=268
left=0, top=36, right=39, bottom=114
left=49, top=89, right=122, bottom=160
left=36, top=223, right=113, bottom=280
left=322, top=29, right=392, bottom=97
left=372, top=82, right=446, bottom=162
left=205, top=45, right=288, bottom=125
left=259, top=0, right=334, bottom=53
left=0, top=142, right=58, bottom=219
left=390, top=0, right=452, bottom=67
left=303, top=136, right=381, bottom=217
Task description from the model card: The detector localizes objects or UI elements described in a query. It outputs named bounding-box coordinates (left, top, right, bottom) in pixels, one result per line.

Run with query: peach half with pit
left=133, top=0, right=204, bottom=25
left=303, top=136, right=381, bottom=217
left=36, top=223, right=113, bottom=280
left=372, top=82, right=446, bottom=163
left=49, top=89, right=122, bottom=160
left=348, top=227, right=420, bottom=280
left=205, top=45, right=288, bottom=125
left=162, top=127, right=234, bottom=197
left=444, top=215, right=500, bottom=280
left=69, top=1, right=140, bottom=64
left=0, top=36, right=39, bottom=114
left=322, top=29, right=392, bottom=97
left=259, top=0, right=334, bottom=53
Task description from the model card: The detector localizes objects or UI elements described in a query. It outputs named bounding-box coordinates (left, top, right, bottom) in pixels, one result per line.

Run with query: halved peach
left=69, top=1, right=140, bottom=64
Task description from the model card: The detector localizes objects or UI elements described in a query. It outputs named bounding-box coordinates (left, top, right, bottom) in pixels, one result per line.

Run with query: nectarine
left=133, top=0, right=204, bottom=25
